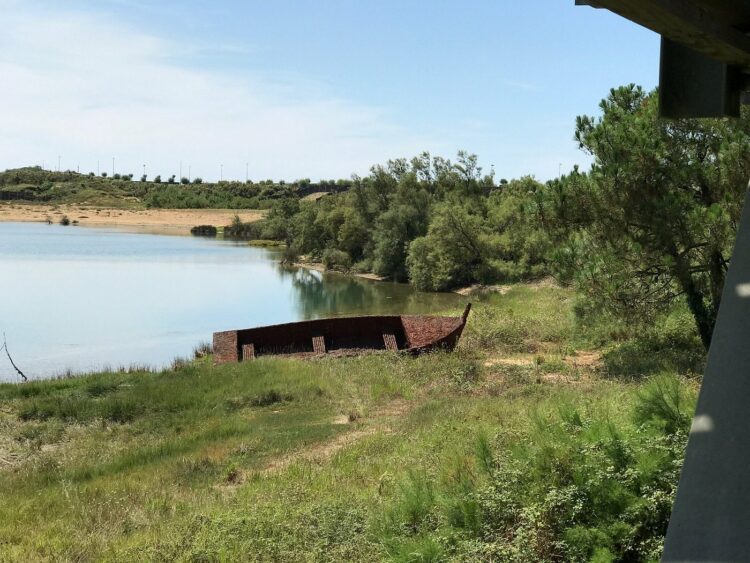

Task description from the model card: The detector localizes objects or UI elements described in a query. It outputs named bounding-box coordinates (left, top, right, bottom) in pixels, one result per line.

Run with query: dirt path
left=261, top=399, right=412, bottom=475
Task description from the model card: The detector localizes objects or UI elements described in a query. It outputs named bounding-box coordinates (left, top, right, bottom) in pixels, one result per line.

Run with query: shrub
left=190, top=225, right=217, bottom=237
left=633, top=374, right=695, bottom=434
left=322, top=248, right=352, bottom=271
left=154, top=175, right=161, bottom=184
left=101, top=171, right=107, bottom=178
left=192, top=341, right=213, bottom=358
left=180, top=177, right=190, bottom=185
left=193, top=177, right=203, bottom=184
left=140, top=174, right=147, bottom=182
left=168, top=175, right=176, bottom=184
left=59, top=215, right=70, bottom=226
left=378, top=382, right=693, bottom=561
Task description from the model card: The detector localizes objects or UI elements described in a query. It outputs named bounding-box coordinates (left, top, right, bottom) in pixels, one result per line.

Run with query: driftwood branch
left=2, top=333, right=27, bottom=382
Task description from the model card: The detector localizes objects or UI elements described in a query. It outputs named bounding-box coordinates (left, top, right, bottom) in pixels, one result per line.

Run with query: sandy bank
left=0, top=203, right=264, bottom=234
left=293, top=261, right=387, bottom=282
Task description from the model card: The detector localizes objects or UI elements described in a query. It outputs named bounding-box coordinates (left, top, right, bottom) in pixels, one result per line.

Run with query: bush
left=154, top=175, right=161, bottom=184
left=379, top=381, right=694, bottom=561
left=168, top=175, right=176, bottom=184
left=140, top=174, right=147, bottom=182
left=193, top=177, right=203, bottom=184
left=190, top=225, right=217, bottom=237
left=224, top=216, right=263, bottom=239
left=602, top=307, right=705, bottom=377
left=180, top=177, right=190, bottom=185
left=322, top=248, right=352, bottom=271
left=59, top=215, right=70, bottom=226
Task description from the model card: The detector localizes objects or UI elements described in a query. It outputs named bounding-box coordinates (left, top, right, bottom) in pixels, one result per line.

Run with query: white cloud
left=0, top=3, right=436, bottom=181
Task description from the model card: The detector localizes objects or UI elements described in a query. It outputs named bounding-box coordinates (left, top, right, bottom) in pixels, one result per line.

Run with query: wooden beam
left=579, top=0, right=750, bottom=70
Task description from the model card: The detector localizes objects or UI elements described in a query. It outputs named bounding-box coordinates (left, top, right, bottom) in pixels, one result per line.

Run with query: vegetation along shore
left=0, top=287, right=702, bottom=561
left=1, top=84, right=748, bottom=559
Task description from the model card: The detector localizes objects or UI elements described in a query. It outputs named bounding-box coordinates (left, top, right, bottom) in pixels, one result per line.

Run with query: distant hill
left=0, top=166, right=352, bottom=209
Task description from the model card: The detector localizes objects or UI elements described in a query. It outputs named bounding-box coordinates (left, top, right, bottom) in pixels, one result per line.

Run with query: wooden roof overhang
left=577, top=0, right=750, bottom=117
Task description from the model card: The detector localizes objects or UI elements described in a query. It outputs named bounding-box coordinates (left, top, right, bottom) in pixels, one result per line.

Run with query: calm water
left=0, top=222, right=462, bottom=380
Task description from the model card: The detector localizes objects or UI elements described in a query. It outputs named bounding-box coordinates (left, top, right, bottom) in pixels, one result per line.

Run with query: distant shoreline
left=0, top=202, right=264, bottom=235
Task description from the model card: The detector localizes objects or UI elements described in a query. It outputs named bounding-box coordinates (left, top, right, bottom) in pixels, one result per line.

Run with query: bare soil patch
left=0, top=203, right=264, bottom=235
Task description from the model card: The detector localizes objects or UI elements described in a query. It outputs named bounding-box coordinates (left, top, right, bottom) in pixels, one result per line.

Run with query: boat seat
left=242, top=344, right=256, bottom=361
left=383, top=333, right=398, bottom=351
left=312, top=335, right=326, bottom=354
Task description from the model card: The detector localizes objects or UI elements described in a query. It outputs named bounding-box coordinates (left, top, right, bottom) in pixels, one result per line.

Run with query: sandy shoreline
left=0, top=203, right=264, bottom=234
left=293, top=261, right=387, bottom=282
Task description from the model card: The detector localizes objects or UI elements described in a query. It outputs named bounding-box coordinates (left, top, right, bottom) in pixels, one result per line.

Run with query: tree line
left=254, top=85, right=750, bottom=349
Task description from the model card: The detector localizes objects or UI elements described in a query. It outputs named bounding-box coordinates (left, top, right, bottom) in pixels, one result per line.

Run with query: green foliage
left=0, top=292, right=699, bottom=561
left=264, top=152, right=550, bottom=288
left=544, top=85, right=750, bottom=349
left=376, top=381, right=694, bottom=562
left=322, top=248, right=352, bottom=271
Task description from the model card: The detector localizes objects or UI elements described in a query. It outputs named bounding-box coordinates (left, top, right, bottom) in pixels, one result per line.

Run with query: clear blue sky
left=0, top=0, right=659, bottom=181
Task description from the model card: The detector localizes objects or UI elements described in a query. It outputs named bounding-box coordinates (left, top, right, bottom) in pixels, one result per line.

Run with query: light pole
left=245, top=162, right=248, bottom=182
left=112, top=157, right=115, bottom=177
left=220, top=164, right=223, bottom=182
left=188, top=165, right=191, bottom=182
left=143, top=164, right=146, bottom=178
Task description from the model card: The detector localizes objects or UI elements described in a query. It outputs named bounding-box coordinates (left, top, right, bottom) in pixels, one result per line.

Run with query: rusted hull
left=213, top=304, right=471, bottom=363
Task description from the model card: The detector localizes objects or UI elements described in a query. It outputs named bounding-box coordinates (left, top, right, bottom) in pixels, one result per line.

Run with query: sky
left=0, top=0, right=659, bottom=183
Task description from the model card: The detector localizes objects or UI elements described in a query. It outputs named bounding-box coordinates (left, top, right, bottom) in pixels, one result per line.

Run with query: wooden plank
left=578, top=0, right=750, bottom=69
left=242, top=344, right=255, bottom=361
left=312, top=336, right=326, bottom=354
left=383, top=333, right=398, bottom=351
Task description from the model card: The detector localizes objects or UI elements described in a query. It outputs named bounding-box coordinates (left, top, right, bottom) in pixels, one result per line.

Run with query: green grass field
left=0, top=286, right=700, bottom=561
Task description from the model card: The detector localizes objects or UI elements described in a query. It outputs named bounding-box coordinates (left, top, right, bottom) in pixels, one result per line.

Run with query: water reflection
left=0, top=223, right=461, bottom=380
left=279, top=265, right=461, bottom=318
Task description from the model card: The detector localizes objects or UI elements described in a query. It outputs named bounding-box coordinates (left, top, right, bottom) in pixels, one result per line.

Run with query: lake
left=0, top=222, right=462, bottom=380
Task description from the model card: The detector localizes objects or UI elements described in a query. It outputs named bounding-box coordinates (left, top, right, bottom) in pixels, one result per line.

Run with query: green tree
left=407, top=202, right=489, bottom=290
left=545, top=85, right=750, bottom=348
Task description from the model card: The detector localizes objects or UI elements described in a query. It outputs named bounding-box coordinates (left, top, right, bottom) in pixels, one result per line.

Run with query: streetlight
left=220, top=164, right=223, bottom=182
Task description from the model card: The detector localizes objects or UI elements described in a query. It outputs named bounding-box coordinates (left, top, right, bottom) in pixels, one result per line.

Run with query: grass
left=0, top=287, right=703, bottom=561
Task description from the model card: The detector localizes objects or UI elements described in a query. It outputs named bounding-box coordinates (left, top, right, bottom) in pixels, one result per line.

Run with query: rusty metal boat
left=213, top=304, right=471, bottom=363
